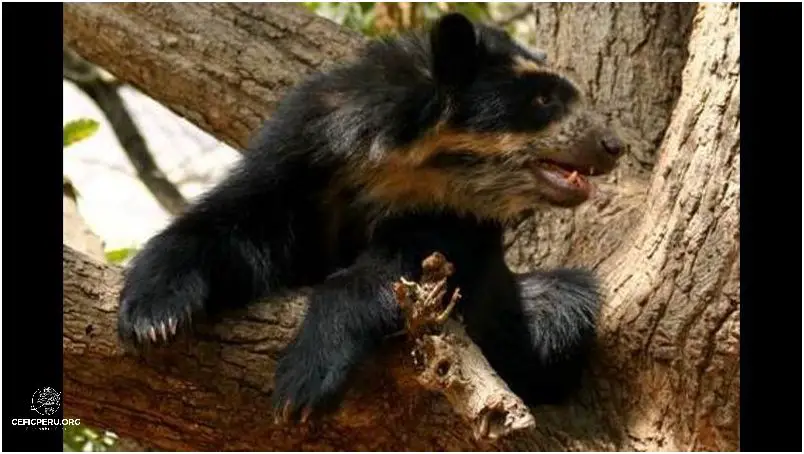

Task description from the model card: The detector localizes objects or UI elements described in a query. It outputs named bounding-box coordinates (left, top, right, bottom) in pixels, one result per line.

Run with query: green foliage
left=105, top=247, right=138, bottom=265
left=304, top=2, right=490, bottom=37
left=64, top=118, right=100, bottom=149
left=304, top=2, right=378, bottom=35
left=63, top=425, right=118, bottom=452
left=63, top=117, right=100, bottom=199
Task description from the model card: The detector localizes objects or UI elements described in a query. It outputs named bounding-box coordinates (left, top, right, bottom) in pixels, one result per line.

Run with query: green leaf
left=359, top=2, right=376, bottom=14
left=83, top=427, right=99, bottom=440
left=453, top=3, right=490, bottom=22
left=105, top=248, right=137, bottom=264
left=63, top=118, right=100, bottom=148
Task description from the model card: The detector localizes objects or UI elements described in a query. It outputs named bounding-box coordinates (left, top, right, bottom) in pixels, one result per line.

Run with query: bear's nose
left=600, top=133, right=626, bottom=157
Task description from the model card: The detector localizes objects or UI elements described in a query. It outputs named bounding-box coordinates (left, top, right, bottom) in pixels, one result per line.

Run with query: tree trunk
left=62, top=2, right=739, bottom=451
left=594, top=4, right=740, bottom=449
left=525, top=2, right=698, bottom=171
left=504, top=2, right=698, bottom=273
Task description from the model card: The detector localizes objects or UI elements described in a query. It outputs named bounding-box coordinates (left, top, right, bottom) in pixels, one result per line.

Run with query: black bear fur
left=118, top=13, right=625, bottom=421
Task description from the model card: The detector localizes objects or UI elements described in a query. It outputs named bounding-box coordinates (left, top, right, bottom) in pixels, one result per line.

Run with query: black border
left=2, top=3, right=64, bottom=451
left=740, top=3, right=802, bottom=452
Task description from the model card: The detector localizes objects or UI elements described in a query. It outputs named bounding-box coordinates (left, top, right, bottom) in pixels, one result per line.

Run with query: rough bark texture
left=524, top=2, right=697, bottom=171
left=63, top=245, right=527, bottom=451
left=395, top=253, right=536, bottom=441
left=594, top=4, right=740, bottom=450
left=62, top=2, right=740, bottom=451
left=504, top=2, right=698, bottom=273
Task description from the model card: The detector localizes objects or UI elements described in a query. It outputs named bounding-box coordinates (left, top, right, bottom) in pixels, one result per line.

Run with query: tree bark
left=63, top=3, right=363, bottom=151
left=594, top=4, right=740, bottom=450
left=63, top=245, right=526, bottom=451
left=62, top=2, right=740, bottom=451
left=504, top=2, right=698, bottom=273
left=526, top=2, right=698, bottom=171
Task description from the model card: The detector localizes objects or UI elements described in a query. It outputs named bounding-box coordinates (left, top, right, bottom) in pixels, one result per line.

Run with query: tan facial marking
left=381, top=122, right=535, bottom=167
left=512, top=56, right=543, bottom=75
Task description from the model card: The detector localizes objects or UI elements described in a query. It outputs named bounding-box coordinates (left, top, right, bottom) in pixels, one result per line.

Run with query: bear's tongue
left=534, top=161, right=592, bottom=192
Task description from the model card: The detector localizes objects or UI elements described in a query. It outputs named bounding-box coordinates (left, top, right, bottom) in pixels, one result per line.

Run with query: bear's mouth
left=529, top=159, right=604, bottom=207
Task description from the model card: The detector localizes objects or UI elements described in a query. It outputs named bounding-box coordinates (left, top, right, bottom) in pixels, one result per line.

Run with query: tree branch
left=63, top=3, right=364, bottom=150
left=63, top=244, right=540, bottom=451
left=64, top=47, right=188, bottom=216
left=395, top=252, right=535, bottom=440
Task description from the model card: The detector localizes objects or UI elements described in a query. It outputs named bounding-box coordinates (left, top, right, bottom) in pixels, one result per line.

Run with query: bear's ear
left=430, top=13, right=479, bottom=88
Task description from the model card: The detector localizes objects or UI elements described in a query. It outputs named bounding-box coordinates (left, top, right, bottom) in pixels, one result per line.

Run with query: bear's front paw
left=271, top=340, right=356, bottom=424
left=118, top=292, right=203, bottom=350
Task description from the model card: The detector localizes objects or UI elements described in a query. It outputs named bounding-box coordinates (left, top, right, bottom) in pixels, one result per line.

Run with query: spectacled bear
left=118, top=13, right=626, bottom=422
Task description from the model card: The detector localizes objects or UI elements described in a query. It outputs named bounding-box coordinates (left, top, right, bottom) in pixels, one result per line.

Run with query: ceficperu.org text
left=12, top=418, right=81, bottom=426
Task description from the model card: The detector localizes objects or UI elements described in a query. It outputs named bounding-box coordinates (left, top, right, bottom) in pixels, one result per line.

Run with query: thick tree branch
left=64, top=47, right=188, bottom=216
left=63, top=245, right=549, bottom=451
left=63, top=3, right=363, bottom=151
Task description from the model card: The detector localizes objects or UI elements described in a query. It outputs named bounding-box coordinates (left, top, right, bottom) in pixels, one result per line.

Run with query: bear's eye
left=532, top=95, right=549, bottom=107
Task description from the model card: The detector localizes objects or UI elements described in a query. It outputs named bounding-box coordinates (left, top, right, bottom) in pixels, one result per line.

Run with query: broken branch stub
left=393, top=252, right=536, bottom=441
